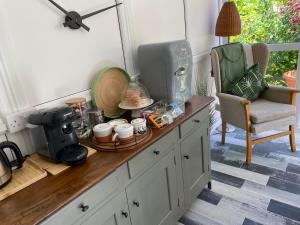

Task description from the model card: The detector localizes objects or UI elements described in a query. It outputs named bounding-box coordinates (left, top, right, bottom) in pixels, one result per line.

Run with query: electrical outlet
left=5, top=108, right=36, bottom=133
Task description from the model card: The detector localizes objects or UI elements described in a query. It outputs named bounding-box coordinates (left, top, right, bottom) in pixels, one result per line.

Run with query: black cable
left=4, top=132, right=16, bottom=163
left=115, top=0, right=127, bottom=71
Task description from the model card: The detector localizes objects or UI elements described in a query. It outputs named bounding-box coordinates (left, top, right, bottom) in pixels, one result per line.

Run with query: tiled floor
left=179, top=128, right=300, bottom=225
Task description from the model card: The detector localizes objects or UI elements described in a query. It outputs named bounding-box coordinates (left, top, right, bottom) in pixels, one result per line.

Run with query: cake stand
left=119, top=99, right=154, bottom=118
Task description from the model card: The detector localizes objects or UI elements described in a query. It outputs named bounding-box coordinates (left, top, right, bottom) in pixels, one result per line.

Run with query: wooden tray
left=0, top=158, right=47, bottom=201
left=29, top=147, right=97, bottom=175
left=87, top=129, right=152, bottom=152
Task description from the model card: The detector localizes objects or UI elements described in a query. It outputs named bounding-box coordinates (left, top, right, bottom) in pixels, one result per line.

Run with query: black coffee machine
left=28, top=106, right=88, bottom=165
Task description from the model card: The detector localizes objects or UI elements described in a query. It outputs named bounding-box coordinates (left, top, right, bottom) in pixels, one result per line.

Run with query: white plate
left=119, top=99, right=154, bottom=110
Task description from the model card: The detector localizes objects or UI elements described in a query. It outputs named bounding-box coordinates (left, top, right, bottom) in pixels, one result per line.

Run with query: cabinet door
left=181, top=119, right=210, bottom=206
left=81, top=192, right=131, bottom=225
left=126, top=151, right=178, bottom=225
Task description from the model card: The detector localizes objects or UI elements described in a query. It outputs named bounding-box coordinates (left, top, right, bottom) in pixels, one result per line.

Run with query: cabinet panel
left=128, top=128, right=178, bottom=178
left=126, top=151, right=178, bottom=225
left=81, top=191, right=131, bottom=225
left=181, top=120, right=210, bottom=206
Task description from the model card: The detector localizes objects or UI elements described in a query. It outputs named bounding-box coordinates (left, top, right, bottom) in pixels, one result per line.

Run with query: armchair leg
left=289, top=125, right=296, bottom=152
left=221, top=121, right=226, bottom=144
left=245, top=130, right=252, bottom=165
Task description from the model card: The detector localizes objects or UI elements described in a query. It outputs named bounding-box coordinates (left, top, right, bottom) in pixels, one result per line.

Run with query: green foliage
left=196, top=75, right=208, bottom=96
left=231, top=0, right=299, bottom=86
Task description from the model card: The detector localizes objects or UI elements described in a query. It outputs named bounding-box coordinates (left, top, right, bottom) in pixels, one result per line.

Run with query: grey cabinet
left=81, top=192, right=131, bottom=225
left=180, top=118, right=210, bottom=206
left=126, top=151, right=178, bottom=225
left=39, top=106, right=211, bottom=225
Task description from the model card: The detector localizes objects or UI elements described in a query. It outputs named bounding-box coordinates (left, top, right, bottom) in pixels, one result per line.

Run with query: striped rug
left=179, top=128, right=300, bottom=225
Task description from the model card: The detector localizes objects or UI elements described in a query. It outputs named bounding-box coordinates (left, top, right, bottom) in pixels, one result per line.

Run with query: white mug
left=131, top=118, right=147, bottom=135
left=93, top=123, right=112, bottom=142
left=113, top=123, right=134, bottom=142
left=108, top=119, right=128, bottom=130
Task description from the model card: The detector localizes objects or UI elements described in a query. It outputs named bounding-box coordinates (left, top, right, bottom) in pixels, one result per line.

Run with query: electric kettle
left=0, top=141, right=24, bottom=188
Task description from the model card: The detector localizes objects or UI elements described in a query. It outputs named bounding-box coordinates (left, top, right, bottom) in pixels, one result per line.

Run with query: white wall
left=0, top=0, right=220, bottom=155
left=0, top=0, right=125, bottom=109
left=184, top=0, right=220, bottom=96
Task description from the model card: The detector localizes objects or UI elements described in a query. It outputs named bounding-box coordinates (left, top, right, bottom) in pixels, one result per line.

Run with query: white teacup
left=113, top=123, right=134, bottom=142
left=93, top=123, right=112, bottom=142
left=108, top=119, right=128, bottom=130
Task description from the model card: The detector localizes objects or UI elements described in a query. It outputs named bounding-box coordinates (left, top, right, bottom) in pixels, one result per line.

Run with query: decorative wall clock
left=48, top=0, right=122, bottom=32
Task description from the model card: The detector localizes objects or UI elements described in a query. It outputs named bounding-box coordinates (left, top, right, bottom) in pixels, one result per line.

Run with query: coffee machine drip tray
left=58, top=145, right=88, bottom=166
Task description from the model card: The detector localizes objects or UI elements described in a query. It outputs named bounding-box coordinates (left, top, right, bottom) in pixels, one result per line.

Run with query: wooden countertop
left=0, top=96, right=214, bottom=225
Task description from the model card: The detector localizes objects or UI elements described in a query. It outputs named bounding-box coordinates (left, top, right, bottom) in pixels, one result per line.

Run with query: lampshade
left=215, top=1, right=241, bottom=37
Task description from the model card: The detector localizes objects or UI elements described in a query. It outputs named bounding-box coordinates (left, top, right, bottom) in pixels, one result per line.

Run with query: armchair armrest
left=217, top=93, right=250, bottom=129
left=261, top=85, right=300, bottom=105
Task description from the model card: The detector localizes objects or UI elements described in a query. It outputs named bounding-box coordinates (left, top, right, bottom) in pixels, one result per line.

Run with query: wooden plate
left=91, top=67, right=130, bottom=118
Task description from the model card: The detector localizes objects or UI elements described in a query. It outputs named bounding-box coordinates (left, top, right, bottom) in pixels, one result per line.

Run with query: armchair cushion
left=229, top=64, right=269, bottom=101
left=249, top=99, right=296, bottom=124
left=261, top=85, right=300, bottom=104
left=251, top=116, right=295, bottom=134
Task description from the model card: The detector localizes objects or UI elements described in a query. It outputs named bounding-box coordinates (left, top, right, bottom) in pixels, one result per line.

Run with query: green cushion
left=229, top=64, right=269, bottom=101
left=212, top=42, right=246, bottom=93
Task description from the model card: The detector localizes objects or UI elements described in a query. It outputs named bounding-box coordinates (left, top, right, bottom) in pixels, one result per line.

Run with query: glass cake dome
left=119, top=77, right=153, bottom=110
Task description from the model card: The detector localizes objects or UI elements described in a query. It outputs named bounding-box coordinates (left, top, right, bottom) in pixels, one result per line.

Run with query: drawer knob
left=183, top=155, right=190, bottom=159
left=133, top=200, right=140, bottom=207
left=121, top=210, right=128, bottom=218
left=193, top=119, right=200, bottom=123
left=79, top=203, right=89, bottom=212
left=153, top=150, right=160, bottom=155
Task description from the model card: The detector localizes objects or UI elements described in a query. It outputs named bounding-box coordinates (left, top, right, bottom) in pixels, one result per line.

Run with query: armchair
left=211, top=42, right=299, bottom=164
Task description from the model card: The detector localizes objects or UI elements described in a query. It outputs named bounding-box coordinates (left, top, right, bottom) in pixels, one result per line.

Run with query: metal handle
left=79, top=203, right=89, bottom=212
left=153, top=150, right=160, bottom=155
left=183, top=155, right=190, bottom=159
left=193, top=119, right=200, bottom=123
left=174, top=67, right=186, bottom=77
left=133, top=200, right=140, bottom=207
left=121, top=210, right=128, bottom=218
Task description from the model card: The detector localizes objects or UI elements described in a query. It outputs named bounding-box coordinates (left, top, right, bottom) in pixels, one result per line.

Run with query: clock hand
left=64, top=20, right=90, bottom=31
left=81, top=3, right=122, bottom=20
left=48, top=0, right=90, bottom=31
left=75, top=21, right=90, bottom=32
left=48, top=0, right=68, bottom=14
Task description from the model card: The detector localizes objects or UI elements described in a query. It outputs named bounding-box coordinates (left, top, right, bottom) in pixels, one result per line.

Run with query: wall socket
left=5, top=108, right=36, bottom=133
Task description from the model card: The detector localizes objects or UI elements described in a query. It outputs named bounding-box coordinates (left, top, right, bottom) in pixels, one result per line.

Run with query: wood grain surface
left=0, top=159, right=47, bottom=201
left=29, top=148, right=97, bottom=175
left=0, top=96, right=214, bottom=225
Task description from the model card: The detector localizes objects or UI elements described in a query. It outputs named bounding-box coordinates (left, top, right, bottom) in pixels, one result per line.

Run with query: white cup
left=131, top=118, right=147, bottom=135
left=93, top=123, right=112, bottom=142
left=108, top=119, right=128, bottom=130
left=113, top=123, right=134, bottom=142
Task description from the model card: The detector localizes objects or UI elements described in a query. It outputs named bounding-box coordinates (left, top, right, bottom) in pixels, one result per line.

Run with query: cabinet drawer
left=180, top=106, right=209, bottom=138
left=41, top=164, right=129, bottom=225
left=128, top=128, right=178, bottom=179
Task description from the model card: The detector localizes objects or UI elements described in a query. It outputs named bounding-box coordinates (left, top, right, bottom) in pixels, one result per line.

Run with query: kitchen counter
left=0, top=96, right=214, bottom=225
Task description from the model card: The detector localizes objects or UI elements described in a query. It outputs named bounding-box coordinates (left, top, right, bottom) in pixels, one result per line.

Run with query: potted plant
left=281, top=0, right=299, bottom=87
